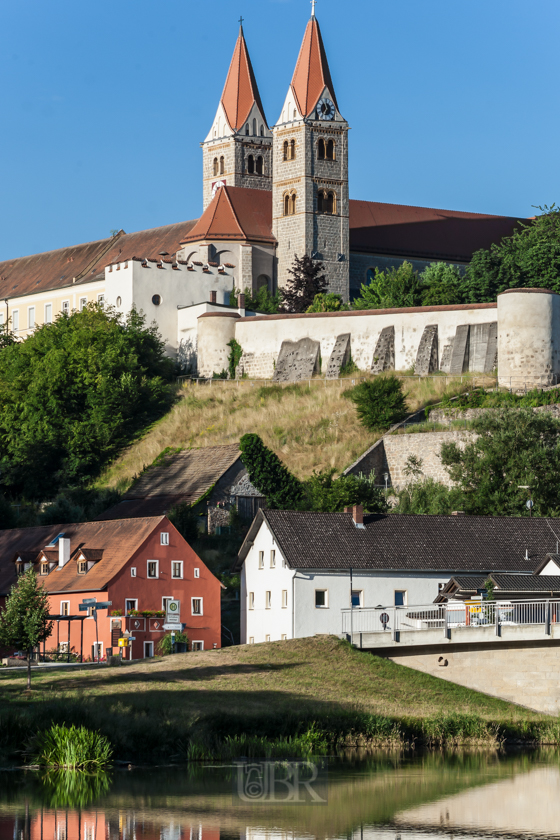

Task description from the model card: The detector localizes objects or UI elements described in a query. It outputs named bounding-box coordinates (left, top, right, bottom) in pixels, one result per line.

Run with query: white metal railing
left=341, top=599, right=560, bottom=640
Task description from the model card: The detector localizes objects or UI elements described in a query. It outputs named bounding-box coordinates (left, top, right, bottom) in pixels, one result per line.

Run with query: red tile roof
left=0, top=517, right=166, bottom=595
left=0, top=220, right=198, bottom=302
left=221, top=25, right=267, bottom=132
left=349, top=199, right=524, bottom=263
left=291, top=16, right=338, bottom=117
left=181, top=186, right=275, bottom=245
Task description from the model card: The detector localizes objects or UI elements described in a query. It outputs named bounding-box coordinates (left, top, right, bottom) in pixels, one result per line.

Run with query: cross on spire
left=311, top=0, right=316, bottom=18
left=239, top=15, right=244, bottom=26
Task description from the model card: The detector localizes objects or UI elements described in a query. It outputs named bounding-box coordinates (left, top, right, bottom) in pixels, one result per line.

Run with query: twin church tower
left=200, top=10, right=349, bottom=297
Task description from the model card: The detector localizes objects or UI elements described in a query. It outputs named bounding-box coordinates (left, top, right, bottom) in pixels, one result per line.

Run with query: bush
left=157, top=631, right=189, bottom=656
left=239, top=433, right=304, bottom=509
left=33, top=724, right=113, bottom=769
left=306, top=293, right=347, bottom=313
left=344, top=376, right=408, bottom=431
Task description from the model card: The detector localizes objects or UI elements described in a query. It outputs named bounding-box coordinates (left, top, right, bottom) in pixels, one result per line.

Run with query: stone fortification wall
left=429, top=403, right=560, bottom=425
left=231, top=304, right=498, bottom=379
left=383, top=430, right=474, bottom=489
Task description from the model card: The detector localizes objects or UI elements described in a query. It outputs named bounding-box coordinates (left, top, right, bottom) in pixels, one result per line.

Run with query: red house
left=0, top=516, right=222, bottom=660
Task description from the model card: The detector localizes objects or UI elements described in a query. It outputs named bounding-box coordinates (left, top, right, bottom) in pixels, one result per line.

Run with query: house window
left=249, top=637, right=255, bottom=644
left=265, top=591, right=271, bottom=609
left=162, top=597, right=172, bottom=612
left=394, top=590, right=407, bottom=607
left=351, top=590, right=363, bottom=608
left=12, top=310, right=19, bottom=332
left=27, top=307, right=35, bottom=328
left=147, top=560, right=159, bottom=579
left=281, top=634, right=287, bottom=641
left=125, top=599, right=138, bottom=615
left=44, top=303, right=52, bottom=323
left=192, top=641, right=204, bottom=651
left=265, top=634, right=271, bottom=642
left=78, top=560, right=87, bottom=575
left=160, top=532, right=169, bottom=545
left=315, top=590, right=328, bottom=608
left=97, top=294, right=105, bottom=307
left=270, top=550, right=276, bottom=568
left=130, top=567, right=136, bottom=577
left=194, top=568, right=200, bottom=578
left=192, top=597, right=203, bottom=616
left=172, top=561, right=183, bottom=579
left=282, top=590, right=288, bottom=608
left=62, top=300, right=70, bottom=315
left=41, top=562, right=49, bottom=576
left=79, top=297, right=87, bottom=311
left=249, top=592, right=255, bottom=610
left=258, top=551, right=264, bottom=569
left=60, top=601, right=70, bottom=617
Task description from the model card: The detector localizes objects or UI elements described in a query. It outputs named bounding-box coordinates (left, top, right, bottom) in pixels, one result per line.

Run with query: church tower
left=202, top=24, right=273, bottom=210
left=272, top=9, right=349, bottom=298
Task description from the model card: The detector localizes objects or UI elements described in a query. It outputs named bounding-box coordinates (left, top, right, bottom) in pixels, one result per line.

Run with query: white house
left=234, top=507, right=560, bottom=644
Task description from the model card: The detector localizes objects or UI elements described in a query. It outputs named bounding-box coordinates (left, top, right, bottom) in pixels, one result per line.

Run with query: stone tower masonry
left=202, top=25, right=273, bottom=211
left=272, top=12, right=350, bottom=299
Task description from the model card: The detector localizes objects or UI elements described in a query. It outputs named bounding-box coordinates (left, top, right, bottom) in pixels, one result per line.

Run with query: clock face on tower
left=317, top=97, right=335, bottom=121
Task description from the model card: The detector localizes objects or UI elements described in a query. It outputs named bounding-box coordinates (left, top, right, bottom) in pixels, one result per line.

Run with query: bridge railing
left=341, top=599, right=560, bottom=639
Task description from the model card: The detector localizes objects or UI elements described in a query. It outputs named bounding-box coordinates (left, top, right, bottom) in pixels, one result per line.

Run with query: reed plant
left=32, top=724, right=113, bottom=769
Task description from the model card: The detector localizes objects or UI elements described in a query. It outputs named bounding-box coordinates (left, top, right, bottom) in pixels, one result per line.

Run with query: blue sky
left=1, top=0, right=558, bottom=261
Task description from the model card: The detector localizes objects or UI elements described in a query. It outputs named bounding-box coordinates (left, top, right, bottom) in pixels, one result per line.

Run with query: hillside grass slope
left=98, top=373, right=490, bottom=492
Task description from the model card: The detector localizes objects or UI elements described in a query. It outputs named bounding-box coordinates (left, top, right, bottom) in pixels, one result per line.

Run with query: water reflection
left=0, top=751, right=558, bottom=840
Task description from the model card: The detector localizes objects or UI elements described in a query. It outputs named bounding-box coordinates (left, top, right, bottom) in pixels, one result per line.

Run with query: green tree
left=343, top=375, right=408, bottom=431
left=0, top=304, right=174, bottom=499
left=239, top=433, right=304, bottom=509
left=280, top=255, right=328, bottom=313
left=420, top=262, right=464, bottom=306
left=440, top=407, right=560, bottom=516
left=0, top=568, right=53, bottom=688
left=241, top=285, right=281, bottom=314
left=306, top=293, right=348, bottom=313
left=391, top=477, right=461, bottom=515
left=464, top=206, right=560, bottom=303
left=302, top=470, right=387, bottom=513
left=352, top=262, right=423, bottom=310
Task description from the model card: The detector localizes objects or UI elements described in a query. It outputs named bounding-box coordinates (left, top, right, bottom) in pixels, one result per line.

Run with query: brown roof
left=97, top=445, right=242, bottom=521
left=0, top=220, right=198, bottom=302
left=221, top=25, right=268, bottom=131
left=291, top=16, right=338, bottom=118
left=181, top=187, right=275, bottom=245
left=0, top=517, right=165, bottom=596
left=349, top=199, right=524, bottom=263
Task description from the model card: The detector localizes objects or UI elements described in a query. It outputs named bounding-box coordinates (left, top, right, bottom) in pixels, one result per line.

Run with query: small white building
left=234, top=507, right=560, bottom=644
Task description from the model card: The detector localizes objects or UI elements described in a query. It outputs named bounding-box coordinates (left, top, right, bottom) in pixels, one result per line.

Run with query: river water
left=1, top=750, right=558, bottom=840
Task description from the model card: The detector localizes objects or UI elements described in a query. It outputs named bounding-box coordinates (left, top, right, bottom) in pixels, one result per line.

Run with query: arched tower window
left=318, top=139, right=325, bottom=160
left=253, top=118, right=257, bottom=135
left=245, top=124, right=250, bottom=135
left=260, top=125, right=264, bottom=137
left=219, top=156, right=225, bottom=175
left=213, top=158, right=218, bottom=176
left=247, top=155, right=255, bottom=174
left=290, top=139, right=296, bottom=160
left=284, top=193, right=290, bottom=216
left=318, top=190, right=336, bottom=214
left=256, top=156, right=263, bottom=175
left=283, top=141, right=289, bottom=161
left=326, top=139, right=335, bottom=160
left=326, top=191, right=335, bottom=214
left=291, top=193, right=297, bottom=215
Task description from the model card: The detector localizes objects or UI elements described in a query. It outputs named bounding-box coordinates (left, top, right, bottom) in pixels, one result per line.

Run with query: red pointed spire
left=291, top=16, right=338, bottom=118
left=220, top=25, right=267, bottom=132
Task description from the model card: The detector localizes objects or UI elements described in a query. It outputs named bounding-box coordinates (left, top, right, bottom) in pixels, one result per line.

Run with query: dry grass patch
left=97, top=373, right=492, bottom=492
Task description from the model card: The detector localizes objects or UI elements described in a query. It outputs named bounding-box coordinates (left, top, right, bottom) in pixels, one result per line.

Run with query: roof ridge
left=350, top=197, right=523, bottom=221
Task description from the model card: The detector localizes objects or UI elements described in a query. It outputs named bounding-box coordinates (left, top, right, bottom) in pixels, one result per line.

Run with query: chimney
left=451, top=511, right=465, bottom=516
left=210, top=290, right=217, bottom=304
left=352, top=504, right=363, bottom=526
left=58, top=537, right=71, bottom=567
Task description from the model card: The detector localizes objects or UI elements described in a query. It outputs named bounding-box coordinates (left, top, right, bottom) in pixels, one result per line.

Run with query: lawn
left=0, top=637, right=556, bottom=760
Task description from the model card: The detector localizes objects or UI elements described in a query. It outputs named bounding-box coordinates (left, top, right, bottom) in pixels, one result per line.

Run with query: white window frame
left=315, top=589, right=329, bottom=609
left=162, top=596, right=173, bottom=612
left=258, top=551, right=264, bottom=569
left=92, top=641, right=103, bottom=660
left=27, top=306, right=35, bottom=328
left=191, top=597, right=203, bottom=616
left=265, top=634, right=271, bottom=642
left=281, top=634, right=287, bottom=641
left=125, top=599, right=138, bottom=615
left=160, top=532, right=169, bottom=545
left=172, top=560, right=183, bottom=579
left=351, top=589, right=363, bottom=608
left=282, top=590, right=288, bottom=608
left=147, top=559, right=159, bottom=579
left=194, top=567, right=200, bottom=578
left=44, top=303, right=52, bottom=324
left=265, top=591, right=271, bottom=609
left=191, top=641, right=204, bottom=651
left=97, top=293, right=105, bottom=307
left=12, top=310, right=19, bottom=332
left=249, top=637, right=255, bottom=644
left=394, top=589, right=408, bottom=607
left=130, top=567, right=137, bottom=577
left=270, top=550, right=276, bottom=568
left=62, top=300, right=70, bottom=315
left=60, top=600, right=70, bottom=616
left=248, top=592, right=255, bottom=610
left=79, top=297, right=87, bottom=311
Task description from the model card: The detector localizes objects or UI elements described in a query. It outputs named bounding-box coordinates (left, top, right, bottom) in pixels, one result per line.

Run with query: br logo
left=233, top=760, right=327, bottom=804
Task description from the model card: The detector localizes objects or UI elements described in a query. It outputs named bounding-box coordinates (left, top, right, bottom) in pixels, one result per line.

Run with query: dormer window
left=41, top=562, right=49, bottom=576
left=16, top=560, right=23, bottom=576
left=78, top=560, right=87, bottom=575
